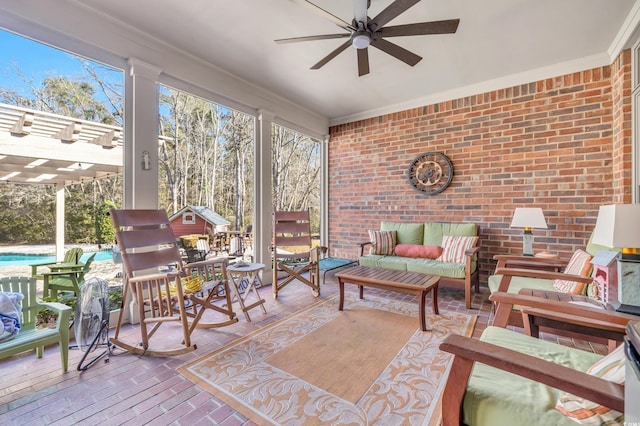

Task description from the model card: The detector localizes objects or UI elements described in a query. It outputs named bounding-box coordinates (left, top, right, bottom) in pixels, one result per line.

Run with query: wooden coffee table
left=335, top=265, right=440, bottom=331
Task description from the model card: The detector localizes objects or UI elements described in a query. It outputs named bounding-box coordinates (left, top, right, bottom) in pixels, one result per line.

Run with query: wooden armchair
left=439, top=292, right=633, bottom=426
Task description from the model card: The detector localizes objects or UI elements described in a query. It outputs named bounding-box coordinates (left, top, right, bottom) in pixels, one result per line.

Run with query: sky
left=0, top=28, right=122, bottom=106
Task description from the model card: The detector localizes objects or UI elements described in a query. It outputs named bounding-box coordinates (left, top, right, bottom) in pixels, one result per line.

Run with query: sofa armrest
left=358, top=241, right=371, bottom=257
left=439, top=334, right=625, bottom=426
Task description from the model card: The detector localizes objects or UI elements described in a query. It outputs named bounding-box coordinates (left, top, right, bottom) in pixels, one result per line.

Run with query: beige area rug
left=178, top=293, right=476, bottom=426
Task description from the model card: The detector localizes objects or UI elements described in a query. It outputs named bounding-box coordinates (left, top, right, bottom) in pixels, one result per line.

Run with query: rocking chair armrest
left=439, top=334, right=625, bottom=413
left=128, top=270, right=183, bottom=283
left=186, top=257, right=228, bottom=268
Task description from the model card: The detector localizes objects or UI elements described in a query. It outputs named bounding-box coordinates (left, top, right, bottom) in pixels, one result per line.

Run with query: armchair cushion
left=464, top=326, right=602, bottom=426
left=555, top=344, right=625, bottom=425
left=394, top=244, right=442, bottom=259
left=553, top=249, right=593, bottom=295
left=437, top=235, right=479, bottom=263
left=367, top=230, right=396, bottom=255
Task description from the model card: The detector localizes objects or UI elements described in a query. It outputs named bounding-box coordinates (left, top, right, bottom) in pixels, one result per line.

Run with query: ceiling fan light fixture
left=352, top=32, right=370, bottom=49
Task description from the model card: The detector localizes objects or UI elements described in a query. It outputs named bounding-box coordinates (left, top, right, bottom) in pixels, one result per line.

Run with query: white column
left=55, top=182, right=65, bottom=261
left=255, top=110, right=274, bottom=284
left=124, top=58, right=162, bottom=209
left=320, top=134, right=330, bottom=253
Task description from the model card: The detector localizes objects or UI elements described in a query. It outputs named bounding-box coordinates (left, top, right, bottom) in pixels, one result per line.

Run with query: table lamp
left=510, top=208, right=548, bottom=256
left=591, top=204, right=640, bottom=313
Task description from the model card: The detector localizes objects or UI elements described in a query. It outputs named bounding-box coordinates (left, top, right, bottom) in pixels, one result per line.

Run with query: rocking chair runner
left=272, top=210, right=324, bottom=298
left=109, top=209, right=237, bottom=357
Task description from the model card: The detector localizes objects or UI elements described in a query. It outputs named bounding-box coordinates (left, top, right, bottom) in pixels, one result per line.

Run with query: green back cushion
left=380, top=222, right=424, bottom=245
left=423, top=222, right=478, bottom=246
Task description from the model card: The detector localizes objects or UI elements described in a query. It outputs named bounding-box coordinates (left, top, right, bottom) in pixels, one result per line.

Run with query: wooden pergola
left=0, top=103, right=123, bottom=259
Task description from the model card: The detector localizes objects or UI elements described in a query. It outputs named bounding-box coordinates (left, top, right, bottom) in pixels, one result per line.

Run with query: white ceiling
left=7, top=0, right=640, bottom=126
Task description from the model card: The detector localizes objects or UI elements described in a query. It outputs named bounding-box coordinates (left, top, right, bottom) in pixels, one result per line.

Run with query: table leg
left=419, top=290, right=427, bottom=331
left=338, top=279, right=345, bottom=311
left=432, top=285, right=439, bottom=315
left=359, top=285, right=364, bottom=299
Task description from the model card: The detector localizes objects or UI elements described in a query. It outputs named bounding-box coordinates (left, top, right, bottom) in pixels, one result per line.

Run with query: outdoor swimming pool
left=0, top=250, right=114, bottom=267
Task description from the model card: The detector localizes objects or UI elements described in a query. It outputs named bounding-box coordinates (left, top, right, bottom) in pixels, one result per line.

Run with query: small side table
left=226, top=262, right=267, bottom=321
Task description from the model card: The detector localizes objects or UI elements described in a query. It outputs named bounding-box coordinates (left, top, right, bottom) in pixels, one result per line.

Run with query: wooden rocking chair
left=272, top=210, right=323, bottom=298
left=109, top=209, right=237, bottom=357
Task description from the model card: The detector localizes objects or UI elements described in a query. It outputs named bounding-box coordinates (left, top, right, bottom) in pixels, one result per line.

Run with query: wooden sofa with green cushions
left=358, top=221, right=480, bottom=308
left=439, top=291, right=634, bottom=426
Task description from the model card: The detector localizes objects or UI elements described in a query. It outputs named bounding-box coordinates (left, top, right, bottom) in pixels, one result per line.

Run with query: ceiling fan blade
left=357, top=47, right=370, bottom=76
left=371, top=38, right=422, bottom=66
left=289, top=0, right=356, bottom=31
left=379, top=19, right=460, bottom=37
left=353, top=0, right=369, bottom=26
left=276, top=33, right=350, bottom=44
left=311, top=40, right=352, bottom=70
left=369, top=0, right=421, bottom=31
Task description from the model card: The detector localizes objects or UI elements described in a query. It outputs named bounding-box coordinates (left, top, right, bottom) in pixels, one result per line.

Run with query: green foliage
left=36, top=293, right=77, bottom=328
left=108, top=286, right=123, bottom=311
left=95, top=201, right=117, bottom=243
left=179, top=234, right=208, bottom=249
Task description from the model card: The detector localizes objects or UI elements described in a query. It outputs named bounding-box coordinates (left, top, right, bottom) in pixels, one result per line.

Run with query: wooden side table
left=226, top=262, right=267, bottom=321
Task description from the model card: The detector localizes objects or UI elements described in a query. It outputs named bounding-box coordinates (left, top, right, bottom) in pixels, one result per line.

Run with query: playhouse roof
left=169, top=205, right=230, bottom=227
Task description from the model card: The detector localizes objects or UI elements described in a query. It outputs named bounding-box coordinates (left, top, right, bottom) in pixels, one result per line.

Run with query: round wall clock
left=407, top=151, right=453, bottom=195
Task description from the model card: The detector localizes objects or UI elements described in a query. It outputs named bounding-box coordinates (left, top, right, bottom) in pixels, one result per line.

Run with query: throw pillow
left=437, top=235, right=479, bottom=263
left=394, top=244, right=442, bottom=259
left=553, top=249, right=593, bottom=294
left=555, top=344, right=625, bottom=425
left=368, top=230, right=397, bottom=255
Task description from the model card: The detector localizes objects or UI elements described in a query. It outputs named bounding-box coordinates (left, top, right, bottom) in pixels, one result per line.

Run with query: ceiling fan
left=276, top=0, right=460, bottom=76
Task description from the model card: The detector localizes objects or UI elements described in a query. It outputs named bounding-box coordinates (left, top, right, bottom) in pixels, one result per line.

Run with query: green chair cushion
left=487, top=274, right=555, bottom=294
left=463, top=326, right=602, bottom=426
left=359, top=255, right=471, bottom=279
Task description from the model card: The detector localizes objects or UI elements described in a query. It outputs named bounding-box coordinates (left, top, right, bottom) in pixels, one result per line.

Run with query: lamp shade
left=510, top=208, right=548, bottom=229
left=591, top=204, right=640, bottom=248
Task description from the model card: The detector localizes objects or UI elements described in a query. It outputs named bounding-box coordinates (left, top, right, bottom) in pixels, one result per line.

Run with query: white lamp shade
left=591, top=204, right=640, bottom=248
left=510, top=208, right=548, bottom=229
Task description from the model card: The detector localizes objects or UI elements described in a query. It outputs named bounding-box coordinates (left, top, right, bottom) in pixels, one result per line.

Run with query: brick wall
left=328, top=50, right=632, bottom=285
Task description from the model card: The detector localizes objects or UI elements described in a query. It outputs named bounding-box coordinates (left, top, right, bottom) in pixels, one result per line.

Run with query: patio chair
left=0, top=276, right=72, bottom=373
left=438, top=291, right=634, bottom=426
left=30, top=247, right=84, bottom=281
left=272, top=210, right=323, bottom=298
left=109, top=209, right=237, bottom=357
left=42, top=253, right=96, bottom=300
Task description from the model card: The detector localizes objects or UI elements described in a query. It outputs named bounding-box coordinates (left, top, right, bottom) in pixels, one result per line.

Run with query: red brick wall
left=328, top=50, right=633, bottom=285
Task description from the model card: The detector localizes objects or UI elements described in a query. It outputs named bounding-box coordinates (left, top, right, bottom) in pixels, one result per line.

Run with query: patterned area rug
left=178, top=293, right=477, bottom=425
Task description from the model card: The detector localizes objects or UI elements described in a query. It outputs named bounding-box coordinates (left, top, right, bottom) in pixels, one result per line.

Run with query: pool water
left=0, top=250, right=114, bottom=267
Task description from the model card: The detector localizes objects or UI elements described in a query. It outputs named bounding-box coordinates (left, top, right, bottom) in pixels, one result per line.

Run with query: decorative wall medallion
left=407, top=152, right=453, bottom=195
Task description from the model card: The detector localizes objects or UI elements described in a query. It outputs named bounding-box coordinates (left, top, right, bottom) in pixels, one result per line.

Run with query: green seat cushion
left=380, top=222, right=424, bottom=245
left=359, top=255, right=408, bottom=271
left=405, top=258, right=467, bottom=279
left=487, top=274, right=555, bottom=294
left=423, top=222, right=477, bottom=246
left=358, top=255, right=470, bottom=279
left=463, top=326, right=602, bottom=426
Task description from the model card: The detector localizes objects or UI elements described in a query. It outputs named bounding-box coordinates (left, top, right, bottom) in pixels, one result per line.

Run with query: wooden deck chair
left=109, top=209, right=237, bottom=357
left=272, top=210, right=323, bottom=298
left=30, top=247, right=83, bottom=282
left=42, top=253, right=97, bottom=300
left=0, top=277, right=72, bottom=373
